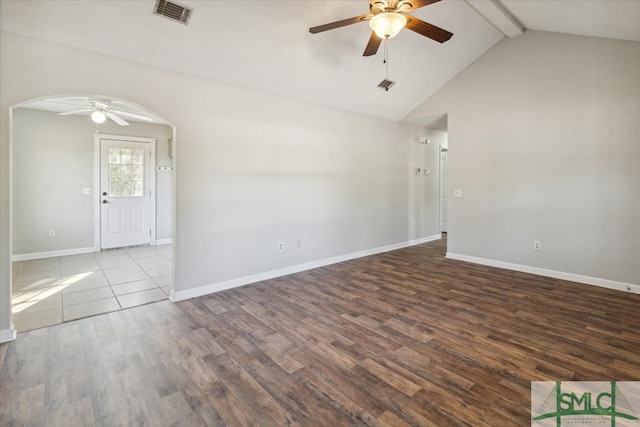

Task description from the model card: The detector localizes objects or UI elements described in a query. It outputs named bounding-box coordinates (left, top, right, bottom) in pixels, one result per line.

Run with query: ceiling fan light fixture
left=91, top=110, right=107, bottom=124
left=369, top=12, right=407, bottom=39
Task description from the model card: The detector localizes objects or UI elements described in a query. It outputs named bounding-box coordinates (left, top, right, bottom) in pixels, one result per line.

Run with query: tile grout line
left=128, top=246, right=171, bottom=291
left=12, top=245, right=173, bottom=331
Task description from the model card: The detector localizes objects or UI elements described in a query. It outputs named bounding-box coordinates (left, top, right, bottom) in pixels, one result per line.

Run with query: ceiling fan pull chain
left=384, top=38, right=388, bottom=65
left=384, top=38, right=389, bottom=82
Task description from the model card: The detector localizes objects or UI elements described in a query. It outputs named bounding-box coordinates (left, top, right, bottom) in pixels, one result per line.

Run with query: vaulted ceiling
left=1, top=0, right=639, bottom=124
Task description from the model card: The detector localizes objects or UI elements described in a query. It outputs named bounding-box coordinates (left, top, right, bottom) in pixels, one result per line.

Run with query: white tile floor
left=12, top=244, right=173, bottom=332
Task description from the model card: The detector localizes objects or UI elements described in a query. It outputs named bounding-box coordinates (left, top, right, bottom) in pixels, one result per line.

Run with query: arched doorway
left=9, top=94, right=176, bottom=332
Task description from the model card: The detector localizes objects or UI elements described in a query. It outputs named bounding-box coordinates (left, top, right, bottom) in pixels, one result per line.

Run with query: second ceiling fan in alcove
left=309, top=0, right=454, bottom=56
left=58, top=99, right=154, bottom=126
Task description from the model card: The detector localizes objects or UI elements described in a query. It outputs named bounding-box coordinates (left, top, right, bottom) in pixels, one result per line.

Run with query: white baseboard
left=172, top=234, right=441, bottom=301
left=12, top=241, right=173, bottom=261
left=0, top=325, right=17, bottom=343
left=12, top=246, right=96, bottom=262
left=446, top=252, right=640, bottom=294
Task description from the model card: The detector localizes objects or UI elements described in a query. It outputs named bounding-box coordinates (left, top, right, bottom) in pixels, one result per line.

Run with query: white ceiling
left=1, top=0, right=639, bottom=124
left=501, top=0, right=640, bottom=42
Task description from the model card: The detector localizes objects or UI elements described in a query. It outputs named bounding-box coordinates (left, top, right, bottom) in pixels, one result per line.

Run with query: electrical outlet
left=82, top=187, right=91, bottom=195
left=412, top=222, right=416, bottom=230
left=49, top=230, right=56, bottom=238
left=296, top=239, right=302, bottom=248
left=533, top=241, right=541, bottom=250
left=278, top=242, right=284, bottom=252
left=454, top=189, right=463, bottom=197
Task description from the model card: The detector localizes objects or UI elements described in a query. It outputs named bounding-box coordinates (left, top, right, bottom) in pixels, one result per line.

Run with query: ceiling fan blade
left=405, top=15, right=453, bottom=43
left=112, top=110, right=154, bottom=122
left=105, top=111, right=130, bottom=126
left=309, top=14, right=370, bottom=34
left=396, top=0, right=440, bottom=12
left=58, top=108, right=92, bottom=116
left=363, top=32, right=382, bottom=56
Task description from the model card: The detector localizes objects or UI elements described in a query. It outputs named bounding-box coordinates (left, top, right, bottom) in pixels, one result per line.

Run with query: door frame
left=93, top=133, right=156, bottom=250
left=439, top=146, right=448, bottom=233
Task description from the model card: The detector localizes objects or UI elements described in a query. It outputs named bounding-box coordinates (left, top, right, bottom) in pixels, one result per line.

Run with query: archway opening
left=9, top=94, right=176, bottom=332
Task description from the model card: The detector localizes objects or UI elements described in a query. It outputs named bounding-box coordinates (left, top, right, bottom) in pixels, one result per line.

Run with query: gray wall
left=0, top=31, right=439, bottom=339
left=12, top=108, right=174, bottom=256
left=405, top=30, right=640, bottom=285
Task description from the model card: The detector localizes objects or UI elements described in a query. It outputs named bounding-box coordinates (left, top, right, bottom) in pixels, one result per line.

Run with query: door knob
left=102, top=200, right=108, bottom=204
left=102, top=192, right=107, bottom=196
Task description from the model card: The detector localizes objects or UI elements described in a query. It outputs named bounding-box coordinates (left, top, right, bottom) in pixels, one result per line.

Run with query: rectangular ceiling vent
left=377, top=79, right=396, bottom=92
left=154, top=0, right=192, bottom=25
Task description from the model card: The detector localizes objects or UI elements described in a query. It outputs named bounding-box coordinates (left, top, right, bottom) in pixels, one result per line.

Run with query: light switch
left=454, top=189, right=463, bottom=197
left=82, top=187, right=91, bottom=195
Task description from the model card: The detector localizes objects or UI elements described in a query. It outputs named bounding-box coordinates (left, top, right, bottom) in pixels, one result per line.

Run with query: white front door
left=99, top=136, right=155, bottom=249
left=440, top=149, right=448, bottom=232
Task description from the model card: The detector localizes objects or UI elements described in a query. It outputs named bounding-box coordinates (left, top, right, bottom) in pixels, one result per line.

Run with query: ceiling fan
left=309, top=0, right=453, bottom=56
left=58, top=100, right=153, bottom=126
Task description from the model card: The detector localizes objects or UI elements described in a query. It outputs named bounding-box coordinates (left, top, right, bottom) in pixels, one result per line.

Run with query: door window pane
left=120, top=149, right=132, bottom=165
left=108, top=147, right=144, bottom=197
left=133, top=181, right=143, bottom=196
left=109, top=164, right=120, bottom=181
left=133, top=166, right=143, bottom=180
left=109, top=151, right=120, bottom=164
left=121, top=165, right=132, bottom=181
left=121, top=182, right=133, bottom=197
left=109, top=181, right=122, bottom=196
left=132, top=150, right=143, bottom=165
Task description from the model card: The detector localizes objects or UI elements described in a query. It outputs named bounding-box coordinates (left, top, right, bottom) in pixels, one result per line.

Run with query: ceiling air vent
left=154, top=0, right=192, bottom=25
left=377, top=79, right=396, bottom=92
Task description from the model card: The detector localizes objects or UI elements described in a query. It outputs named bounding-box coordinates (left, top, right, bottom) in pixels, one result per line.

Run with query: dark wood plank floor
left=2, top=236, right=639, bottom=426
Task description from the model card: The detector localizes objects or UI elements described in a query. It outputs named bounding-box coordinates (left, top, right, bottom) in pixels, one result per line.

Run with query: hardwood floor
left=1, top=236, right=639, bottom=426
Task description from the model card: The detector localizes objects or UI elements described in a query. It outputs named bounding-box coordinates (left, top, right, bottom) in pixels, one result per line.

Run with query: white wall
left=12, top=108, right=173, bottom=256
left=405, top=31, right=640, bottom=287
left=0, top=31, right=439, bottom=340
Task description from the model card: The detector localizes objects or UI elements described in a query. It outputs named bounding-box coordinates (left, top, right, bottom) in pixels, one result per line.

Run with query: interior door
left=100, top=138, right=153, bottom=249
left=440, top=149, right=448, bottom=232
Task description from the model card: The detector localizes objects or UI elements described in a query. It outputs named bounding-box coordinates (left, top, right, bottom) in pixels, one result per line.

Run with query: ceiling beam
left=466, top=0, right=524, bottom=38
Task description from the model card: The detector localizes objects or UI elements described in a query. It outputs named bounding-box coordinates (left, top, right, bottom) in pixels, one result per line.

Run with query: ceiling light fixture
left=369, top=12, right=407, bottom=39
left=91, top=110, right=107, bottom=124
